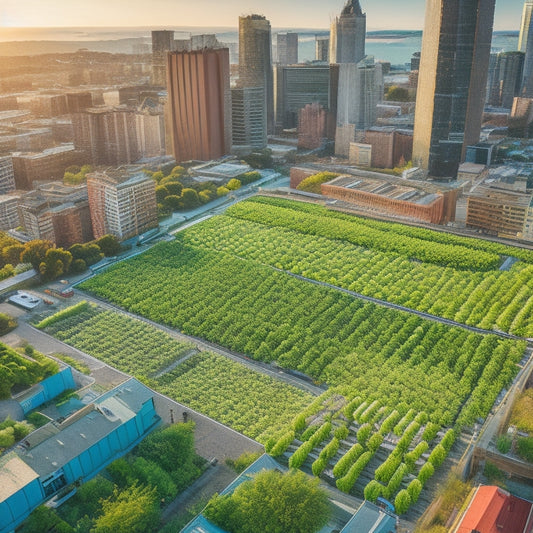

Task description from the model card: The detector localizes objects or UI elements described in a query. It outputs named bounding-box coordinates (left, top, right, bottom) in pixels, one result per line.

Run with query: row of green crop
left=40, top=305, right=195, bottom=378
left=177, top=213, right=533, bottom=336
left=226, top=200, right=501, bottom=270
left=79, top=240, right=525, bottom=428
left=246, top=196, right=533, bottom=263
left=39, top=304, right=315, bottom=444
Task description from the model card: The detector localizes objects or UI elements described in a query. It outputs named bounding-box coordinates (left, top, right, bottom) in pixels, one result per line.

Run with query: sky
left=0, top=0, right=527, bottom=31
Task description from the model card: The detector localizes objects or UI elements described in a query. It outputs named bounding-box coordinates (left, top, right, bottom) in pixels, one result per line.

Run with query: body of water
left=0, top=27, right=519, bottom=66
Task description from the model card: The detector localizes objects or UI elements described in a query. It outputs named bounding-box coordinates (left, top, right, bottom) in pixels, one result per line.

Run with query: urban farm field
left=156, top=351, right=314, bottom=443
left=37, top=304, right=314, bottom=443
left=194, top=196, right=533, bottom=337
left=79, top=239, right=526, bottom=429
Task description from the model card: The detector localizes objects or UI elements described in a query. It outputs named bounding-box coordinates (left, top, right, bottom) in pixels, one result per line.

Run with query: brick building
left=86, top=168, right=157, bottom=240
left=362, top=127, right=413, bottom=169
left=17, top=182, right=93, bottom=247
left=298, top=103, right=329, bottom=150
left=72, top=107, right=140, bottom=166
left=11, top=144, right=86, bottom=190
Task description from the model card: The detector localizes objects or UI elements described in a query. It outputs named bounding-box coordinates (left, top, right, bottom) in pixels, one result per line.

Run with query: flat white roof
left=9, top=291, right=42, bottom=309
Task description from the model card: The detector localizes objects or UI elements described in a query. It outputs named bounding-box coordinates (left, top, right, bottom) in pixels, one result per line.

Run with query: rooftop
left=0, top=453, right=39, bottom=502
left=326, top=175, right=442, bottom=206
left=454, top=486, right=533, bottom=533
left=340, top=501, right=396, bottom=533
left=16, top=378, right=155, bottom=478
left=11, top=143, right=77, bottom=160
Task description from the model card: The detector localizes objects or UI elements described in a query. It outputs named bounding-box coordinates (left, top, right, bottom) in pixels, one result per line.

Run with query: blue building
left=0, top=378, right=161, bottom=533
left=17, top=365, right=76, bottom=415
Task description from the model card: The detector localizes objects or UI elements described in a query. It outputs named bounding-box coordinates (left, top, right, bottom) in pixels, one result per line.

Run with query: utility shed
left=0, top=378, right=161, bottom=533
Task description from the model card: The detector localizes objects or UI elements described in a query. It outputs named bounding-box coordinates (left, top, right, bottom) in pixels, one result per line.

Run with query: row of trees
left=17, top=234, right=120, bottom=281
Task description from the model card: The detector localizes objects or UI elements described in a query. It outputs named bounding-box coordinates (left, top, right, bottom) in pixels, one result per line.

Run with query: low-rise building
left=465, top=166, right=533, bottom=241
left=0, top=378, right=161, bottom=533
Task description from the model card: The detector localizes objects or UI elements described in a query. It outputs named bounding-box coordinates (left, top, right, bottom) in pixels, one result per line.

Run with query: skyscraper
left=238, top=14, right=274, bottom=134
left=151, top=30, right=176, bottom=86
left=315, top=35, right=329, bottom=62
left=231, top=86, right=267, bottom=149
left=412, top=0, right=496, bottom=178
left=329, top=0, right=366, bottom=65
left=166, top=47, right=232, bottom=162
left=519, top=2, right=533, bottom=53
left=276, top=33, right=298, bottom=65
left=486, top=51, right=524, bottom=108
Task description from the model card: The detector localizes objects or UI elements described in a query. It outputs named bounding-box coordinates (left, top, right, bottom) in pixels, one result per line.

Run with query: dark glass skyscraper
left=413, top=0, right=496, bottom=178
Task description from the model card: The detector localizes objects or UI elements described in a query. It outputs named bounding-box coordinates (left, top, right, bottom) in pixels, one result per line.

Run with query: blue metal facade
left=0, top=378, right=161, bottom=533
left=18, top=366, right=76, bottom=414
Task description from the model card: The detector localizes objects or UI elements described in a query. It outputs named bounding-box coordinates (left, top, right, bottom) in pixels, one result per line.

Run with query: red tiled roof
left=456, top=486, right=533, bottom=533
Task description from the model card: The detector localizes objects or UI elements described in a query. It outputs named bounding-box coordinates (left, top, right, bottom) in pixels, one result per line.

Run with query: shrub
left=336, top=451, right=372, bottom=493
left=297, top=172, right=339, bottom=194
left=441, top=429, right=456, bottom=452
left=407, top=478, right=422, bottom=503
left=394, top=489, right=412, bottom=514
left=269, top=431, right=295, bottom=457
left=418, top=462, right=435, bottom=485
left=497, top=434, right=512, bottom=454
left=356, top=423, right=372, bottom=445
left=334, top=425, right=349, bottom=440
left=364, top=480, right=383, bottom=501
left=428, top=444, right=447, bottom=468
left=367, top=432, right=383, bottom=453
left=0, top=313, right=17, bottom=335
left=421, top=422, right=440, bottom=443
left=517, top=437, right=533, bottom=462
left=332, top=443, right=364, bottom=478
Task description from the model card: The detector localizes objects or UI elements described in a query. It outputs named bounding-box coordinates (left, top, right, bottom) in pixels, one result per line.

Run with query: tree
left=394, top=489, right=411, bottom=514
left=165, top=182, right=183, bottom=197
left=164, top=195, right=182, bottom=211
left=2, top=244, right=25, bottom=266
left=21, top=240, right=53, bottom=269
left=242, top=149, right=273, bottom=169
left=155, top=185, right=169, bottom=203
left=39, top=248, right=73, bottom=281
left=226, top=178, right=242, bottom=191
left=91, top=483, right=160, bottom=533
left=204, top=469, right=330, bottom=533
left=386, top=86, right=411, bottom=102
left=217, top=186, right=230, bottom=197
left=180, top=188, right=200, bottom=209
left=95, top=235, right=121, bottom=257
left=0, top=312, right=17, bottom=335
left=69, top=243, right=103, bottom=266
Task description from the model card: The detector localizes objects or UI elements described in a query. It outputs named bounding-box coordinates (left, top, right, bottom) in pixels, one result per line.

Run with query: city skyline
left=0, top=0, right=527, bottom=31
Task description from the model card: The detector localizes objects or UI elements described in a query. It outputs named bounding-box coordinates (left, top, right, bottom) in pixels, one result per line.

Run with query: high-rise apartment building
left=166, top=47, right=231, bottom=162
left=276, top=33, right=298, bottom=65
left=329, top=0, right=366, bottom=65
left=72, top=107, right=140, bottom=166
left=238, top=14, right=274, bottom=134
left=231, top=86, right=267, bottom=149
left=86, top=169, right=157, bottom=240
left=315, top=36, right=329, bottom=62
left=412, top=0, right=496, bottom=178
left=486, top=52, right=524, bottom=109
left=152, top=30, right=177, bottom=86
left=519, top=2, right=533, bottom=53
left=0, top=156, right=15, bottom=194
left=135, top=98, right=166, bottom=158
left=274, top=65, right=330, bottom=130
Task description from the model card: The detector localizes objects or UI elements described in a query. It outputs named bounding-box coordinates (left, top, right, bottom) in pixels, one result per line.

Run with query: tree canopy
left=204, top=469, right=330, bottom=533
